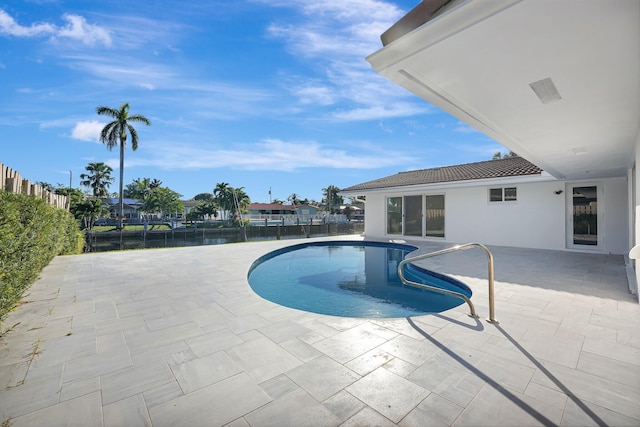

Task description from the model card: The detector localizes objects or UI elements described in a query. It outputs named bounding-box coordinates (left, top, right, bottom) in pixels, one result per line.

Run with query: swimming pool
left=247, top=241, right=472, bottom=318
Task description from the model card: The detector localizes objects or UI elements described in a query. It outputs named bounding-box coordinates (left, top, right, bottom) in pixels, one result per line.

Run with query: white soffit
left=367, top=0, right=640, bottom=180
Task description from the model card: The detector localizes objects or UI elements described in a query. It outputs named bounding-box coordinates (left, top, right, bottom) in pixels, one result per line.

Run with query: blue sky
left=1, top=0, right=504, bottom=203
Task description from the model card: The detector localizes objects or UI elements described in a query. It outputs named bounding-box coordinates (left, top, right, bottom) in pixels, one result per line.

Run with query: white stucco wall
left=445, top=181, right=565, bottom=250
left=363, top=193, right=386, bottom=237
left=360, top=177, right=628, bottom=254
left=602, top=177, right=629, bottom=255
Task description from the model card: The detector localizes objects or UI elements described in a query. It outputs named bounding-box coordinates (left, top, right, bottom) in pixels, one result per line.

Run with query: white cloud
left=0, top=9, right=111, bottom=46
left=126, top=138, right=416, bottom=172
left=260, top=0, right=429, bottom=121
left=454, top=122, right=479, bottom=134
left=71, top=120, right=104, bottom=141
left=331, top=103, right=430, bottom=121
left=0, top=10, right=55, bottom=36
left=57, top=14, right=111, bottom=46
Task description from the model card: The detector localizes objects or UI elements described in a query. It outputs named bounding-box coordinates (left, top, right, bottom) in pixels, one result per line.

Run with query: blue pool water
left=247, top=241, right=472, bottom=318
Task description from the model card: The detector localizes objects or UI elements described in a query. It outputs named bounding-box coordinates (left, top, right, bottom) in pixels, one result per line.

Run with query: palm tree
left=287, top=193, right=301, bottom=205
left=322, top=185, right=342, bottom=213
left=213, top=182, right=231, bottom=220
left=80, top=162, right=114, bottom=197
left=97, top=102, right=151, bottom=230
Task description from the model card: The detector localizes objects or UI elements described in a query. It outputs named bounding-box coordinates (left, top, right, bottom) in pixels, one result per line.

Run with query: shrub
left=0, top=191, right=83, bottom=321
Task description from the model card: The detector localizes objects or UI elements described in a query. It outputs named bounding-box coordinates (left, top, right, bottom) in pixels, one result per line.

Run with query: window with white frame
left=489, top=187, right=517, bottom=202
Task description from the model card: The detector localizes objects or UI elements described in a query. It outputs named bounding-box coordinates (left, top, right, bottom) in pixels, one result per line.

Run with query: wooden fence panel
left=1, top=161, right=69, bottom=209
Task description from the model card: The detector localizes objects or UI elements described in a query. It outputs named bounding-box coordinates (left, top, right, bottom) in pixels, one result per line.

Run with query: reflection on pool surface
left=248, top=241, right=472, bottom=318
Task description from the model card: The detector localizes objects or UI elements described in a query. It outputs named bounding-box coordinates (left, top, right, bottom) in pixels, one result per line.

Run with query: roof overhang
left=367, top=0, right=640, bottom=180
left=340, top=171, right=556, bottom=196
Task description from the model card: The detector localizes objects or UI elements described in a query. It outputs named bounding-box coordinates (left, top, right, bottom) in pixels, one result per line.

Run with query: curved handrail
left=397, top=242, right=497, bottom=323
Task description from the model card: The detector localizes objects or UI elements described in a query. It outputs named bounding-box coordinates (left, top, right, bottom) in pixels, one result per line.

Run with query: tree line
left=43, top=102, right=350, bottom=229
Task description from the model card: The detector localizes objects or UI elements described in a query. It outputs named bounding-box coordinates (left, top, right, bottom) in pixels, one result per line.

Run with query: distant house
left=102, top=198, right=143, bottom=221
left=247, top=203, right=319, bottom=218
left=341, top=156, right=627, bottom=255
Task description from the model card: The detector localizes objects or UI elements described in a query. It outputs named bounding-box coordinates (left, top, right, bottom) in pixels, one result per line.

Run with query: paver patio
left=1, top=236, right=639, bottom=426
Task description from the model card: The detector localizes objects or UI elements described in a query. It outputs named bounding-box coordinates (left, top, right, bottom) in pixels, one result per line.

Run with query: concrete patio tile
left=407, top=360, right=486, bottom=408
left=522, top=381, right=567, bottom=411
left=312, top=324, right=388, bottom=364
left=258, top=320, right=313, bottom=343
left=225, top=418, right=251, bottom=427
left=577, top=351, right=640, bottom=390
left=0, top=339, right=35, bottom=367
left=104, top=393, right=152, bottom=427
left=9, top=390, right=102, bottom=427
left=532, top=359, right=640, bottom=421
left=344, top=348, right=393, bottom=376
left=237, top=329, right=265, bottom=343
left=259, top=373, right=300, bottom=399
left=0, top=375, right=61, bottom=421
left=224, top=313, right=270, bottom=334
left=59, top=375, right=101, bottom=402
left=517, top=327, right=584, bottom=369
left=0, top=361, right=28, bottom=389
left=400, top=392, right=464, bottom=427
left=30, top=331, right=97, bottom=369
left=314, top=316, right=367, bottom=332
left=62, top=348, right=132, bottom=383
left=125, top=321, right=205, bottom=354
left=469, top=354, right=536, bottom=393
left=96, top=331, right=128, bottom=354
left=131, top=341, right=191, bottom=365
left=382, top=357, right=418, bottom=378
left=171, top=351, right=243, bottom=394
left=322, top=390, right=365, bottom=424
left=142, top=381, right=184, bottom=409
left=22, top=362, right=63, bottom=386
left=297, top=318, right=342, bottom=340
left=582, top=335, right=640, bottom=366
left=101, top=359, right=175, bottom=405
left=453, top=383, right=564, bottom=427
left=95, top=314, right=147, bottom=336
left=226, top=336, right=303, bottom=383
left=279, top=337, right=323, bottom=362
left=245, top=387, right=340, bottom=427
left=341, top=407, right=396, bottom=427
left=286, top=355, right=360, bottom=401
left=346, top=367, right=429, bottom=423
left=185, top=327, right=244, bottom=357
left=379, top=334, right=440, bottom=366
left=369, top=318, right=428, bottom=341
left=149, top=373, right=271, bottom=427
left=560, top=397, right=640, bottom=427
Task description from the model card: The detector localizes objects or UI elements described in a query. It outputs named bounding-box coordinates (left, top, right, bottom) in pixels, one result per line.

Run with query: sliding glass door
left=404, top=195, right=422, bottom=236
left=387, top=197, right=402, bottom=234
left=387, top=194, right=445, bottom=238
left=425, top=195, right=445, bottom=237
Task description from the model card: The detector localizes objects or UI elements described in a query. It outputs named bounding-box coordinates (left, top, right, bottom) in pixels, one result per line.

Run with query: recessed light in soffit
left=529, top=77, right=562, bottom=104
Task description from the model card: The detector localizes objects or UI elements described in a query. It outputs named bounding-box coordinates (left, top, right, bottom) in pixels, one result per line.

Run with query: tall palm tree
left=96, top=103, right=151, bottom=230
left=322, top=185, right=342, bottom=213
left=213, top=182, right=231, bottom=220
left=80, top=162, right=114, bottom=197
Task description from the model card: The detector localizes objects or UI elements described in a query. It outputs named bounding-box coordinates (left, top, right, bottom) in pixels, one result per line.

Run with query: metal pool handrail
left=397, top=243, right=497, bottom=323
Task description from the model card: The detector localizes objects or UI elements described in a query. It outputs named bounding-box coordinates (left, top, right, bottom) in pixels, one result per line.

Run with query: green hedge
left=0, top=191, right=84, bottom=321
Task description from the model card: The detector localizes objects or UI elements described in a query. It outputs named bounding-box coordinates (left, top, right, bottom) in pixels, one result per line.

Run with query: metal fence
left=85, top=222, right=364, bottom=252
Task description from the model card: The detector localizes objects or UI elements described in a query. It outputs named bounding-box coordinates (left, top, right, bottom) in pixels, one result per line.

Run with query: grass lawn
left=91, top=224, right=172, bottom=232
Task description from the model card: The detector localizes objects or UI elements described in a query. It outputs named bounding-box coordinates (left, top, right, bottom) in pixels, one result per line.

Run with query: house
left=341, top=0, right=639, bottom=296
left=102, top=198, right=143, bottom=221
left=341, top=156, right=626, bottom=252
left=246, top=203, right=321, bottom=224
